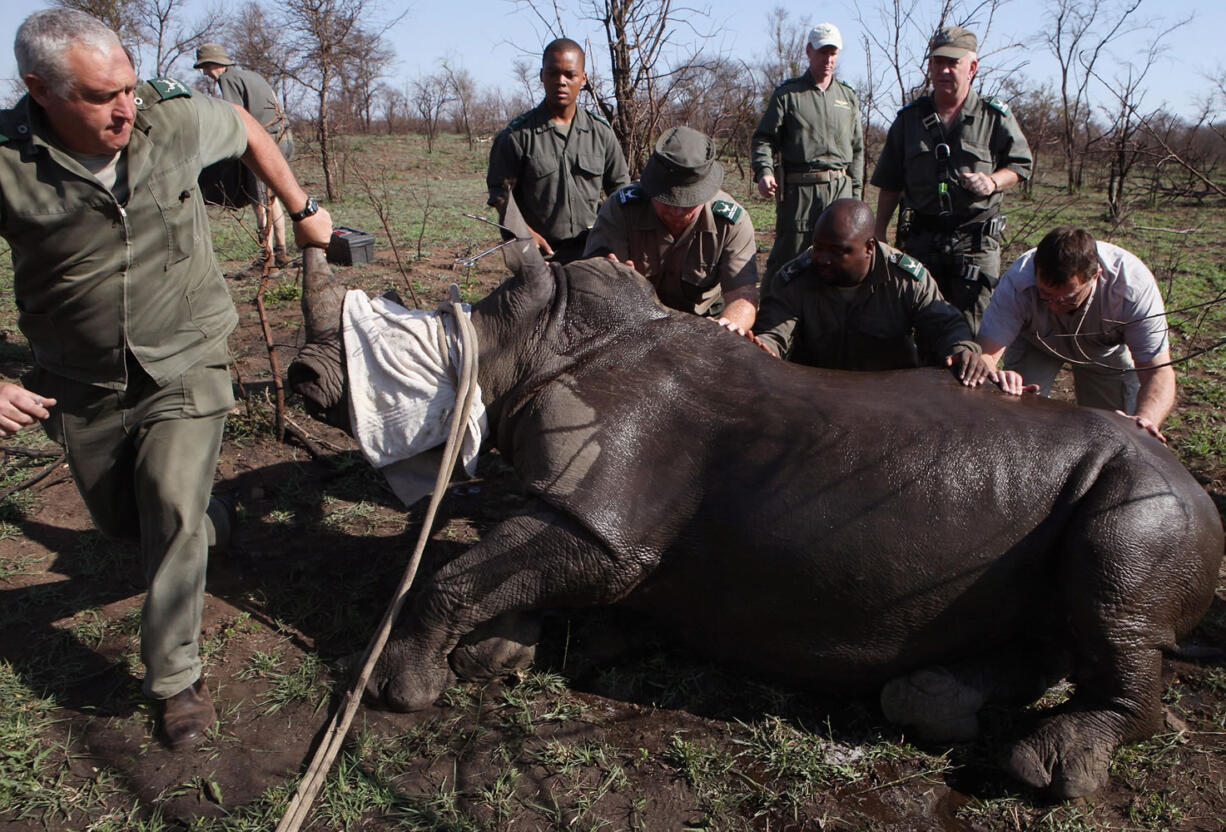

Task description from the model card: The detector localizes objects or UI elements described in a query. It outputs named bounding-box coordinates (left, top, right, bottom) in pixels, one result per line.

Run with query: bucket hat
left=638, top=126, right=724, bottom=207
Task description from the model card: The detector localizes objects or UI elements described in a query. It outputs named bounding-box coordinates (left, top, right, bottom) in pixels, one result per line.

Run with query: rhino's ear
left=499, top=187, right=549, bottom=281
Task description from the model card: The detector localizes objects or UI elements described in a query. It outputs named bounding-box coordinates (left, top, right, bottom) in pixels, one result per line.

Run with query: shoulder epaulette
left=585, top=108, right=611, bottom=127
left=889, top=251, right=925, bottom=281
left=506, top=111, right=530, bottom=130
left=144, top=78, right=193, bottom=102
left=984, top=96, right=1010, bottom=116
left=711, top=199, right=744, bottom=223
left=837, top=79, right=858, bottom=96
left=777, top=253, right=810, bottom=284
left=617, top=184, right=644, bottom=204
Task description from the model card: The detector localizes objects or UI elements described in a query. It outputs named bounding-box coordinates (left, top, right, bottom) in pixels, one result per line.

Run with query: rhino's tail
left=288, top=247, right=352, bottom=433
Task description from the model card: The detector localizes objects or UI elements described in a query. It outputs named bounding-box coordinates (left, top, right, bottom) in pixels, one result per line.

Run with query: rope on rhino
left=276, top=283, right=481, bottom=832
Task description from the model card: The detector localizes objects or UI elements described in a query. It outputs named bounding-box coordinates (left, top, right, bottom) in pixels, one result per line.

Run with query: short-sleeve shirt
left=487, top=104, right=630, bottom=248
left=870, top=89, right=1032, bottom=220
left=751, top=74, right=863, bottom=194
left=583, top=185, right=759, bottom=316
left=753, top=240, right=975, bottom=370
left=0, top=80, right=248, bottom=388
left=979, top=241, right=1170, bottom=364
left=216, top=67, right=287, bottom=139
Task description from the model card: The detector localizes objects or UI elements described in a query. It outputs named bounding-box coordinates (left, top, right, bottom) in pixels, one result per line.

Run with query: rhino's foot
left=365, top=654, right=455, bottom=712
left=880, top=666, right=986, bottom=743
left=449, top=611, right=540, bottom=682
left=1003, top=713, right=1116, bottom=799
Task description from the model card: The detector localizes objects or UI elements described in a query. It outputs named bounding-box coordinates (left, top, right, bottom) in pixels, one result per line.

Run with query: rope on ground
left=275, top=284, right=479, bottom=832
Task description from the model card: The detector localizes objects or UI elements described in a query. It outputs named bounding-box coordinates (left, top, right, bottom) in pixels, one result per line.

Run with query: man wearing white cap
left=752, top=23, right=863, bottom=287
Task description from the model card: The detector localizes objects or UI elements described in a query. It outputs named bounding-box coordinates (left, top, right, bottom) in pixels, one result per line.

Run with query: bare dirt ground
left=1, top=210, right=1225, bottom=830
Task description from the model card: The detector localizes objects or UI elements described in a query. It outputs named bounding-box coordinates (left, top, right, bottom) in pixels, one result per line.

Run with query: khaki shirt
left=870, top=89, right=1032, bottom=220
left=487, top=104, right=630, bottom=248
left=751, top=75, right=863, bottom=196
left=216, top=66, right=292, bottom=156
left=0, top=80, right=247, bottom=389
left=753, top=240, right=975, bottom=370
left=584, top=185, right=759, bottom=316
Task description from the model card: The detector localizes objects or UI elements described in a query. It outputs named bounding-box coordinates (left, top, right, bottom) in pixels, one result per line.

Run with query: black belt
left=910, top=210, right=999, bottom=234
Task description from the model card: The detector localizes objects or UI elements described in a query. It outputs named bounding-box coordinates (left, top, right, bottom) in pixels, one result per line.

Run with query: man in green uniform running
left=0, top=8, right=332, bottom=751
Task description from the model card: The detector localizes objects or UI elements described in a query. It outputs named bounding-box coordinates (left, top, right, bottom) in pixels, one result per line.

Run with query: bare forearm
left=875, top=189, right=902, bottom=240
left=236, top=106, right=308, bottom=214
left=1134, top=363, right=1176, bottom=428
left=720, top=285, right=759, bottom=331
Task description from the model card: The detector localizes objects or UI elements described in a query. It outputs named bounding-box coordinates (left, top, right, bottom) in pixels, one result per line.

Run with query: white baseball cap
left=808, top=23, right=843, bottom=51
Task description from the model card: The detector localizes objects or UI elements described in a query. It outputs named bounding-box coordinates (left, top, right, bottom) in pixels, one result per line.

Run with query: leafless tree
left=411, top=72, right=453, bottom=153
left=1043, top=0, right=1149, bottom=192
left=442, top=59, right=478, bottom=148
left=277, top=0, right=401, bottom=200
left=138, top=0, right=224, bottom=78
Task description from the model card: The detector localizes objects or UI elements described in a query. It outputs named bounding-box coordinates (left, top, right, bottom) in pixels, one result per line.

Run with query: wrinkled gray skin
left=289, top=232, right=1223, bottom=800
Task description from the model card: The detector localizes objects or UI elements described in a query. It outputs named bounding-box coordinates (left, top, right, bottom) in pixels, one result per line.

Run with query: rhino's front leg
left=370, top=498, right=652, bottom=711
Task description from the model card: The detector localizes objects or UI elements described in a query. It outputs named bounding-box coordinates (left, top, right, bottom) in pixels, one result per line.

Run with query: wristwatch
left=289, top=196, right=319, bottom=222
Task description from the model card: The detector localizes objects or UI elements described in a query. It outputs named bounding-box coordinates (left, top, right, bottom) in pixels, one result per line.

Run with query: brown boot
left=274, top=245, right=292, bottom=269
left=161, top=678, right=216, bottom=750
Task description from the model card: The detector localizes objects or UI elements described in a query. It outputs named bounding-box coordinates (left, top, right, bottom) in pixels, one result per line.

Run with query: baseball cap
left=927, top=26, right=978, bottom=59
left=807, top=23, right=843, bottom=51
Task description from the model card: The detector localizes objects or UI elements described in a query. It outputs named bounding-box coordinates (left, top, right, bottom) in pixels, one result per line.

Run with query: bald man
left=753, top=199, right=978, bottom=371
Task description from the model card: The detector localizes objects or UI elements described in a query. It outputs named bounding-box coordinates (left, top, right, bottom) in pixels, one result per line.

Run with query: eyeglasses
left=1036, top=274, right=1097, bottom=309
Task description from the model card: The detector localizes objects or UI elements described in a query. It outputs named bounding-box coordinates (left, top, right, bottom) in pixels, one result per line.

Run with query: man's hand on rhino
left=1117, top=411, right=1167, bottom=445
left=948, top=350, right=991, bottom=386
left=604, top=252, right=636, bottom=271
left=293, top=207, right=334, bottom=249
left=0, top=382, right=55, bottom=436
left=531, top=228, right=554, bottom=257
left=995, top=370, right=1039, bottom=396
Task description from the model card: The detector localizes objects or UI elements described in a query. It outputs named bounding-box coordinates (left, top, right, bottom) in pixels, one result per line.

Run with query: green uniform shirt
left=216, top=66, right=293, bottom=157
left=870, top=88, right=1032, bottom=220
left=487, top=103, right=630, bottom=248
left=0, top=80, right=248, bottom=389
left=751, top=74, right=863, bottom=196
left=752, top=240, right=975, bottom=370
left=583, top=185, right=759, bottom=317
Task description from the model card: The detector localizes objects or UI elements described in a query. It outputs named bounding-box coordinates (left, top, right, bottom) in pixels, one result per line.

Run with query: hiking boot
left=274, top=245, right=292, bottom=269
left=161, top=678, right=216, bottom=750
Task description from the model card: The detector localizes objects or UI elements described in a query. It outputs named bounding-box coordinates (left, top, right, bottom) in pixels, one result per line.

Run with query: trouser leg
left=1070, top=352, right=1137, bottom=413
left=1004, top=338, right=1063, bottom=396
left=50, top=353, right=233, bottom=699
left=903, top=229, right=1000, bottom=335
left=763, top=178, right=851, bottom=288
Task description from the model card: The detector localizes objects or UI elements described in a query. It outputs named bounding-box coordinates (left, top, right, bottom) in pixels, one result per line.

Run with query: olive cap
left=193, top=43, right=235, bottom=69
left=927, top=26, right=978, bottom=59
left=638, top=126, right=724, bottom=208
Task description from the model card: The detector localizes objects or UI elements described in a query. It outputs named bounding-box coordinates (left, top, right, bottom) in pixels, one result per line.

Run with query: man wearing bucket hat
left=871, top=25, right=1032, bottom=334
left=487, top=38, right=629, bottom=263
left=584, top=126, right=759, bottom=331
left=752, top=23, right=863, bottom=288
left=195, top=42, right=296, bottom=269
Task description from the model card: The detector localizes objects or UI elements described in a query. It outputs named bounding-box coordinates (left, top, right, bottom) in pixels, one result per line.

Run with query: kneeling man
left=753, top=199, right=979, bottom=372
left=967, top=226, right=1174, bottom=441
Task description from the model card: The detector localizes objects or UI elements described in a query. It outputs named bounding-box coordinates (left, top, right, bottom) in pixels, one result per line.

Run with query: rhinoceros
left=288, top=223, right=1222, bottom=800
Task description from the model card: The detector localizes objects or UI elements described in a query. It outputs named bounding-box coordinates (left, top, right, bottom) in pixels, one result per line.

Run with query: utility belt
left=783, top=167, right=846, bottom=186
left=904, top=210, right=1006, bottom=252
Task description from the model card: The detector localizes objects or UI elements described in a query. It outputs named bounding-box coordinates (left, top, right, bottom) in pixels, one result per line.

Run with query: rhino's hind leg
left=881, top=646, right=1062, bottom=743
left=371, top=499, right=650, bottom=712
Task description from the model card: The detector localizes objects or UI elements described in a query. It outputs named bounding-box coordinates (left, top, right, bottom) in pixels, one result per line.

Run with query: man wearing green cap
left=487, top=38, right=629, bottom=263
left=0, top=8, right=331, bottom=751
left=584, top=125, right=759, bottom=332
left=871, top=25, right=1032, bottom=334
left=752, top=22, right=863, bottom=287
left=195, top=42, right=295, bottom=268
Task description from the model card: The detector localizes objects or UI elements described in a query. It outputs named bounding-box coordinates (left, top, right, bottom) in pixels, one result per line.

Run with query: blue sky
left=2, top=0, right=1222, bottom=119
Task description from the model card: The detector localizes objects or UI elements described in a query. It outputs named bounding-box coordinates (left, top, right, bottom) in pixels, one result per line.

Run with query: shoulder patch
left=984, top=96, right=1010, bottom=116
left=145, top=78, right=193, bottom=102
left=889, top=251, right=925, bottom=280
left=711, top=199, right=744, bottom=223
left=837, top=79, right=858, bottom=96
left=777, top=253, right=810, bottom=284
left=617, top=184, right=644, bottom=204
left=585, top=108, right=611, bottom=127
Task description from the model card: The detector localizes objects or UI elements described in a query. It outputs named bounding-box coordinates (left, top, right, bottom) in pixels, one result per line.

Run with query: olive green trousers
left=31, top=348, right=234, bottom=699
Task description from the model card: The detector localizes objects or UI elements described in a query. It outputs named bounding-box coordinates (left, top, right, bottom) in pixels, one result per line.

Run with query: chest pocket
left=958, top=139, right=994, bottom=174
left=149, top=156, right=200, bottom=268
left=572, top=151, right=604, bottom=180
left=856, top=313, right=908, bottom=341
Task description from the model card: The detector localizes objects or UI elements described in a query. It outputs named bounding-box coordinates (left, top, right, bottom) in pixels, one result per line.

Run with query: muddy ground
left=0, top=229, right=1225, bottom=832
